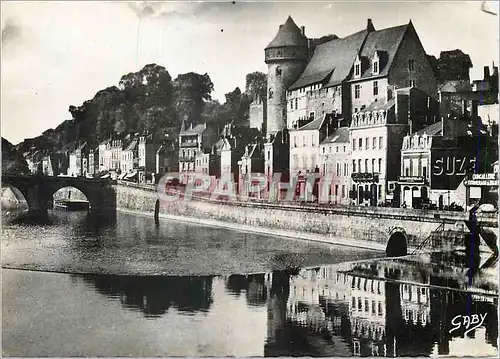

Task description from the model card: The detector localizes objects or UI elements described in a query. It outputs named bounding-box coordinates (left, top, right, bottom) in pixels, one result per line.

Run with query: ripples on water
left=2, top=210, right=499, bottom=357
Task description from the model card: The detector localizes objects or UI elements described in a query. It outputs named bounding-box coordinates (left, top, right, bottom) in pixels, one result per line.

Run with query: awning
left=100, top=173, right=110, bottom=179
left=119, top=172, right=127, bottom=180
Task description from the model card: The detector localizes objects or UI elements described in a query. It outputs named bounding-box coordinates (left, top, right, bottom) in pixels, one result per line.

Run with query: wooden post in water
left=154, top=199, right=160, bottom=226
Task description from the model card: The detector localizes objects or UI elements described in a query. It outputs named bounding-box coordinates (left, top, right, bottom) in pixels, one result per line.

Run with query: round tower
left=265, top=16, right=309, bottom=137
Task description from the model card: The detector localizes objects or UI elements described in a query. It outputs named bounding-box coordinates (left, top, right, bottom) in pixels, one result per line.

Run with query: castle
left=177, top=16, right=496, bottom=208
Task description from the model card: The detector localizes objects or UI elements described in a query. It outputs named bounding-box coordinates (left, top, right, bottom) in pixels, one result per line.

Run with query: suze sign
left=431, top=155, right=476, bottom=190
left=432, top=156, right=476, bottom=176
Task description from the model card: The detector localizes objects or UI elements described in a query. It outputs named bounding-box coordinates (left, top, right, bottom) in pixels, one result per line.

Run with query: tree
left=173, top=72, right=214, bottom=123
left=245, top=72, right=267, bottom=102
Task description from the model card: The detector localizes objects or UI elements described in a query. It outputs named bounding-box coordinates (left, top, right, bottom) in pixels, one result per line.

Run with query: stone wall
left=115, top=181, right=483, bottom=251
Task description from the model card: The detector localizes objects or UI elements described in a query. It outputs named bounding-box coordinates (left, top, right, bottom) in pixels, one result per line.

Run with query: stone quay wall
left=114, top=181, right=483, bottom=251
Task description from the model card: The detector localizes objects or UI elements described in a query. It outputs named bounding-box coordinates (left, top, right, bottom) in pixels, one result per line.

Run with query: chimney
left=301, top=26, right=305, bottom=36
left=484, top=66, right=490, bottom=80
left=367, top=18, right=375, bottom=32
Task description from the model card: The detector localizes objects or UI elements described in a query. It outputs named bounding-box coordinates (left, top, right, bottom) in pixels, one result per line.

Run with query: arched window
left=268, top=88, right=273, bottom=99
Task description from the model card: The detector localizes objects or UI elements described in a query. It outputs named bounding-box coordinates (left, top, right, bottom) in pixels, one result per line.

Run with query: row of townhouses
left=25, top=134, right=178, bottom=183
left=178, top=16, right=498, bottom=209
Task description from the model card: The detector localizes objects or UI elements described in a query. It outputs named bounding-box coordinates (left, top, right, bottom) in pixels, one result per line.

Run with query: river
left=2, top=210, right=498, bottom=357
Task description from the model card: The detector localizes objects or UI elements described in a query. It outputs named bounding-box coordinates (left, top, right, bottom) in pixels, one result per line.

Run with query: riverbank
left=116, top=181, right=484, bottom=253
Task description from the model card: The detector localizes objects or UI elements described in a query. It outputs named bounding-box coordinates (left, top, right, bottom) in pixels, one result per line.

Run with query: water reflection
left=76, top=274, right=214, bottom=317
left=70, top=256, right=498, bottom=357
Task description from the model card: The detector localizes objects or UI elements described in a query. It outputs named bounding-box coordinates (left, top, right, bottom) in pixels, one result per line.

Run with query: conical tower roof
left=265, top=16, right=308, bottom=50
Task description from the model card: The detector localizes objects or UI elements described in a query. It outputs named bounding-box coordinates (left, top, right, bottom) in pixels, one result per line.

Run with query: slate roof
left=360, top=98, right=396, bottom=113
left=414, top=120, right=443, bottom=136
left=295, top=113, right=336, bottom=131
left=265, top=16, right=308, bottom=50
left=180, top=123, right=207, bottom=135
left=124, top=138, right=138, bottom=151
left=353, top=23, right=409, bottom=80
left=289, top=29, right=368, bottom=90
left=320, top=127, right=350, bottom=145
left=413, top=119, right=470, bottom=137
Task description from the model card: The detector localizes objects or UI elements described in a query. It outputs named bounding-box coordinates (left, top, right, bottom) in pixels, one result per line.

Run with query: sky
left=1, top=1, right=498, bottom=144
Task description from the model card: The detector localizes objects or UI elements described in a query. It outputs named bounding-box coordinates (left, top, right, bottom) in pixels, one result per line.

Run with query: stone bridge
left=1, top=175, right=117, bottom=217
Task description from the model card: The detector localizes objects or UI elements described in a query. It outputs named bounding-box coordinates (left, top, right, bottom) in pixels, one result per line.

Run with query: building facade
left=318, top=127, right=351, bottom=204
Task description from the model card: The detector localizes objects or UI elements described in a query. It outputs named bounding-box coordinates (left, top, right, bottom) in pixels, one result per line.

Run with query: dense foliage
left=17, top=64, right=267, bottom=153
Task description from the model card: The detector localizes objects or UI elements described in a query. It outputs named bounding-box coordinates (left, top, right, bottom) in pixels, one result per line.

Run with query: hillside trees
left=20, top=66, right=266, bottom=153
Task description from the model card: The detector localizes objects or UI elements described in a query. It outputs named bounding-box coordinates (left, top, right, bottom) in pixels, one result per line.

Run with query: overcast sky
left=1, top=1, right=498, bottom=144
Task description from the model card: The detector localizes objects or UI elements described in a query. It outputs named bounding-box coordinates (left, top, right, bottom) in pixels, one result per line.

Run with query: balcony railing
left=351, top=172, right=379, bottom=182
left=398, top=176, right=427, bottom=184
left=180, top=141, right=199, bottom=147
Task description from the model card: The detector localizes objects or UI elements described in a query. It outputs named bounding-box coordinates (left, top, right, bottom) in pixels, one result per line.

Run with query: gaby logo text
left=449, top=313, right=487, bottom=335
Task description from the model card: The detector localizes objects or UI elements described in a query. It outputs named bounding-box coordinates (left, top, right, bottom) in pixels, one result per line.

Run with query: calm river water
left=2, top=210, right=498, bottom=357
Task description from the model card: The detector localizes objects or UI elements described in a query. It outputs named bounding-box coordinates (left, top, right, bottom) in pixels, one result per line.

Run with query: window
left=295, top=98, right=298, bottom=110
left=322, top=147, right=325, bottom=154
left=343, top=145, right=346, bottom=152
left=379, top=136, right=383, bottom=149
left=373, top=61, right=379, bottom=74
left=423, top=166, right=427, bottom=178
left=409, top=79, right=416, bottom=87
left=365, top=159, right=369, bottom=173
left=366, top=137, right=370, bottom=149
left=342, top=185, right=346, bottom=198
left=352, top=139, right=356, bottom=150
left=359, top=138, right=363, bottom=150
left=276, top=67, right=282, bottom=76
left=355, top=63, right=361, bottom=77
left=355, top=84, right=361, bottom=99
left=267, top=151, right=271, bottom=160
left=372, top=159, right=375, bottom=173
left=310, top=112, right=315, bottom=120
left=358, top=159, right=362, bottom=172
left=335, top=185, right=339, bottom=198
left=336, top=146, right=339, bottom=153
left=302, top=136, right=306, bottom=147
left=290, top=101, right=293, bottom=110
left=353, top=160, right=356, bottom=173
left=269, top=88, right=273, bottom=99
left=378, top=158, right=382, bottom=173
left=336, top=163, right=340, bottom=176
left=378, top=185, right=382, bottom=199
left=372, top=137, right=376, bottom=149
left=408, top=58, right=415, bottom=72
left=373, top=80, right=378, bottom=95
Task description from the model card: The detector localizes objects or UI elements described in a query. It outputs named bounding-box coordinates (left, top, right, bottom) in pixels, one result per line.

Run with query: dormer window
left=408, top=58, right=415, bottom=72
left=354, top=55, right=362, bottom=78
left=372, top=51, right=380, bottom=75
left=276, top=67, right=282, bottom=76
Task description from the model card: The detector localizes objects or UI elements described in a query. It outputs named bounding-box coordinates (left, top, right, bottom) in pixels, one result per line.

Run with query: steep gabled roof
left=353, top=23, right=409, bottom=80
left=265, top=16, right=308, bottom=50
left=290, top=29, right=369, bottom=90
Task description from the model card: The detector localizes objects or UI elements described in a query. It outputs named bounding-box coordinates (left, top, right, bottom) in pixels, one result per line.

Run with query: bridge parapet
left=1, top=175, right=117, bottom=217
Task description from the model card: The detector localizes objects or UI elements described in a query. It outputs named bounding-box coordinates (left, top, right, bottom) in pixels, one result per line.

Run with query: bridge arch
left=1, top=175, right=116, bottom=217
left=386, top=229, right=408, bottom=257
